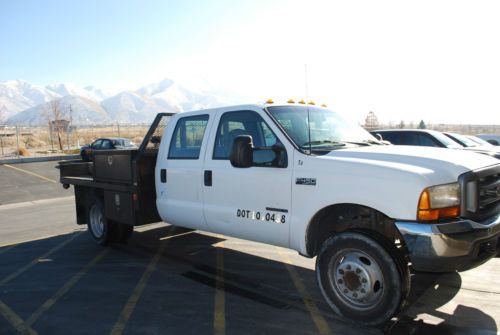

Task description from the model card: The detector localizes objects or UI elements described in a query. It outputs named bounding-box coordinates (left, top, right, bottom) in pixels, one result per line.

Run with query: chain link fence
left=0, top=123, right=150, bottom=159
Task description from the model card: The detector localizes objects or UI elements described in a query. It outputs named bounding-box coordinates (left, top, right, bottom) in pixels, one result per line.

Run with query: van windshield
left=266, top=106, right=379, bottom=154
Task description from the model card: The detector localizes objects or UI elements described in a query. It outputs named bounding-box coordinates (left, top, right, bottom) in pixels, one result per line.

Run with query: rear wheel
left=87, top=200, right=117, bottom=245
left=316, top=231, right=410, bottom=326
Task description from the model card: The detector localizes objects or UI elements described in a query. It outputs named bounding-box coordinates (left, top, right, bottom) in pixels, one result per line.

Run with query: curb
left=0, top=155, right=80, bottom=165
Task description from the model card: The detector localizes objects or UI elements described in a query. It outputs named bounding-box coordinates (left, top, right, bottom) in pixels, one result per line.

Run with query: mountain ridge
left=0, top=78, right=237, bottom=125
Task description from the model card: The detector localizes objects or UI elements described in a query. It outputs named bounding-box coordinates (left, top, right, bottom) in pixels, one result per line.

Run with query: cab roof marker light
left=287, top=99, right=295, bottom=103
left=265, top=98, right=274, bottom=104
left=298, top=99, right=306, bottom=104
left=308, top=101, right=315, bottom=105
left=321, top=103, right=327, bottom=107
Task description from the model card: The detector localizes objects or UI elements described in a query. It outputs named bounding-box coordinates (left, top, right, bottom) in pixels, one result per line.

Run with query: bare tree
left=43, top=99, right=67, bottom=151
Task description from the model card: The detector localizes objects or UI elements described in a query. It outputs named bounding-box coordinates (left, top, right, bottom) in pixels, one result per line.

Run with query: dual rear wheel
left=87, top=200, right=133, bottom=245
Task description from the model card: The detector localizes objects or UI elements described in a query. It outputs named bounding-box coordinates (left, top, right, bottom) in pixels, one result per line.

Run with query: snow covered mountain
left=0, top=80, right=60, bottom=118
left=7, top=96, right=110, bottom=125
left=1, top=78, right=237, bottom=125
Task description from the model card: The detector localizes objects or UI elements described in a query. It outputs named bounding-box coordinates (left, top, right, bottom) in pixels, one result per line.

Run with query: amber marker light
left=417, top=183, right=460, bottom=221
left=287, top=99, right=295, bottom=103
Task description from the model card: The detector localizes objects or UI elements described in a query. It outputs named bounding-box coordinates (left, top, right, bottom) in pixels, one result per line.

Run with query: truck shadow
left=0, top=225, right=497, bottom=335
left=386, top=269, right=498, bottom=334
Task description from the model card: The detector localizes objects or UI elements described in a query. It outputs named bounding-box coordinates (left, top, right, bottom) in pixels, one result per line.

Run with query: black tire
left=316, top=231, right=410, bottom=326
left=87, top=200, right=118, bottom=245
left=116, top=223, right=134, bottom=243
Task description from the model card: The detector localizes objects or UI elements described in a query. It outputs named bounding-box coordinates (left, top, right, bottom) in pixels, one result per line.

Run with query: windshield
left=431, top=132, right=463, bottom=148
left=445, top=133, right=479, bottom=147
left=467, top=136, right=493, bottom=147
left=266, top=106, right=378, bottom=153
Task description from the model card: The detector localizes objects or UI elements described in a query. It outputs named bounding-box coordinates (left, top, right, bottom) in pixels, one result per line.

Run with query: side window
left=91, top=140, right=102, bottom=149
left=403, top=133, right=419, bottom=146
left=168, top=115, right=209, bottom=159
left=418, top=134, right=441, bottom=147
left=213, top=110, right=278, bottom=159
left=380, top=132, right=401, bottom=144
left=101, top=140, right=112, bottom=149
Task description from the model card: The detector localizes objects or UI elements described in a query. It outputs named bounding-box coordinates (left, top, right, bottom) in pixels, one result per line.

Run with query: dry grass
left=0, top=125, right=149, bottom=158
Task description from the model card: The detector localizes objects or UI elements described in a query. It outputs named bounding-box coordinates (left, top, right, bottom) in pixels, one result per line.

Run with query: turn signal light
left=417, top=190, right=459, bottom=221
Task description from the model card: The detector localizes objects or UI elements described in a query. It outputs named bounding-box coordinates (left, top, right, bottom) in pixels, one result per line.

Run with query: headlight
left=417, top=183, right=460, bottom=221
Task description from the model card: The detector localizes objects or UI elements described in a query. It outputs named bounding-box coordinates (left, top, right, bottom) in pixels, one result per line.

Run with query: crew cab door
left=156, top=113, right=212, bottom=231
left=202, top=108, right=293, bottom=247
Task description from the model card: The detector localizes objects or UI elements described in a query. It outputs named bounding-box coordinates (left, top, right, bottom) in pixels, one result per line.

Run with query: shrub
left=17, top=147, right=30, bottom=156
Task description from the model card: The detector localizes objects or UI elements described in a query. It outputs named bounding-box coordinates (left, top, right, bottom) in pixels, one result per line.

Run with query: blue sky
left=1, top=0, right=500, bottom=124
left=1, top=0, right=267, bottom=89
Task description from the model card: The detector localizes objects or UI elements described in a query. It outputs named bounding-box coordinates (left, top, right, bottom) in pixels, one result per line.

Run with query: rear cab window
left=168, top=114, right=210, bottom=159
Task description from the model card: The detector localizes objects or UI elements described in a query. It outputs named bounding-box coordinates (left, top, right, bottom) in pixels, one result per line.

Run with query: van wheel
left=316, top=231, right=409, bottom=326
left=87, top=200, right=117, bottom=245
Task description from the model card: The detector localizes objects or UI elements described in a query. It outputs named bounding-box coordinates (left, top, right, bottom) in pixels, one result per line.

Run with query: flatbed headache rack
left=58, top=113, right=174, bottom=227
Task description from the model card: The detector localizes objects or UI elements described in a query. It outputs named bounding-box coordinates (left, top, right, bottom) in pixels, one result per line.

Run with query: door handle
left=160, top=169, right=167, bottom=183
left=204, top=170, right=212, bottom=186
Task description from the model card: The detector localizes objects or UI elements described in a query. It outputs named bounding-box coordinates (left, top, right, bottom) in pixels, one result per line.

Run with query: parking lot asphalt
left=0, top=161, right=69, bottom=205
left=0, top=161, right=499, bottom=335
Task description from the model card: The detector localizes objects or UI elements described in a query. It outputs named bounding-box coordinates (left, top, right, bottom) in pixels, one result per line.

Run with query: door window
left=168, top=115, right=209, bottom=159
left=91, top=140, right=103, bottom=149
left=213, top=110, right=285, bottom=167
left=101, top=140, right=112, bottom=149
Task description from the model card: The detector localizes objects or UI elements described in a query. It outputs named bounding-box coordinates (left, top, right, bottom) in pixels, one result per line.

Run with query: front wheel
left=316, top=231, right=409, bottom=326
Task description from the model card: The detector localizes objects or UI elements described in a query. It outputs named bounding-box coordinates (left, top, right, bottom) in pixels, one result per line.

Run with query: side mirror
left=230, top=135, right=253, bottom=168
left=374, top=133, right=383, bottom=141
left=486, top=139, right=499, bottom=146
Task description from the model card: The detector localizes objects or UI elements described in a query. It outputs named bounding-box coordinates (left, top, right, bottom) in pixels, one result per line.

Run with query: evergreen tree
left=418, top=120, right=426, bottom=129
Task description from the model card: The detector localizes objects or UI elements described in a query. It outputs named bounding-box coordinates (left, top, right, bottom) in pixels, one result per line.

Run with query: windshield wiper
left=339, top=141, right=372, bottom=146
left=302, top=140, right=346, bottom=146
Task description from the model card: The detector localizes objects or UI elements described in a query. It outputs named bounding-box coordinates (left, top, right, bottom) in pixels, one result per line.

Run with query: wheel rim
left=89, top=205, right=104, bottom=238
left=327, top=249, right=384, bottom=310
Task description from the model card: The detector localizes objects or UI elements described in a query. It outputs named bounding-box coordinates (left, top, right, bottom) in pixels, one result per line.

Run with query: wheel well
left=305, top=203, right=403, bottom=257
left=74, top=186, right=104, bottom=225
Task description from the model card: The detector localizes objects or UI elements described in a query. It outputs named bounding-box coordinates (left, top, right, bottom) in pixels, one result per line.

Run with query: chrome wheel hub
left=89, top=205, right=104, bottom=238
left=328, top=250, right=384, bottom=310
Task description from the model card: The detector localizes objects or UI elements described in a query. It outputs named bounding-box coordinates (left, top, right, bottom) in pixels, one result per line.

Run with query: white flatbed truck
left=58, top=103, right=500, bottom=325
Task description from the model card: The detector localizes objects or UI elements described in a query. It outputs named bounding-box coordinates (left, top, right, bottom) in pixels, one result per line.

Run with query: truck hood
left=322, top=145, right=499, bottom=180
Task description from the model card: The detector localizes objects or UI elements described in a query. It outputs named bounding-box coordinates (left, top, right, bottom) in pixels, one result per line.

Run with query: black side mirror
left=486, top=139, right=499, bottom=146
left=230, top=135, right=253, bottom=168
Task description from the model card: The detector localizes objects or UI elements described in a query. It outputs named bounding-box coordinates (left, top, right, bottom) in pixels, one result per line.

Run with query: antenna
left=305, top=64, right=312, bottom=154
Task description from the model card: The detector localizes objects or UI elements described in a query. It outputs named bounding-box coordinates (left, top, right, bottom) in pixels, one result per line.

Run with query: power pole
left=67, top=104, right=73, bottom=150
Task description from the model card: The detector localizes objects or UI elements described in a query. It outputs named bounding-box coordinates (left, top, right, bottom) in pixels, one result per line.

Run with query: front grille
left=478, top=174, right=500, bottom=213
left=459, top=165, right=500, bottom=221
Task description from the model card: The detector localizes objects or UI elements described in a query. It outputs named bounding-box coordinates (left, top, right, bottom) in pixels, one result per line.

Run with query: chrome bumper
left=395, top=213, right=500, bottom=272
